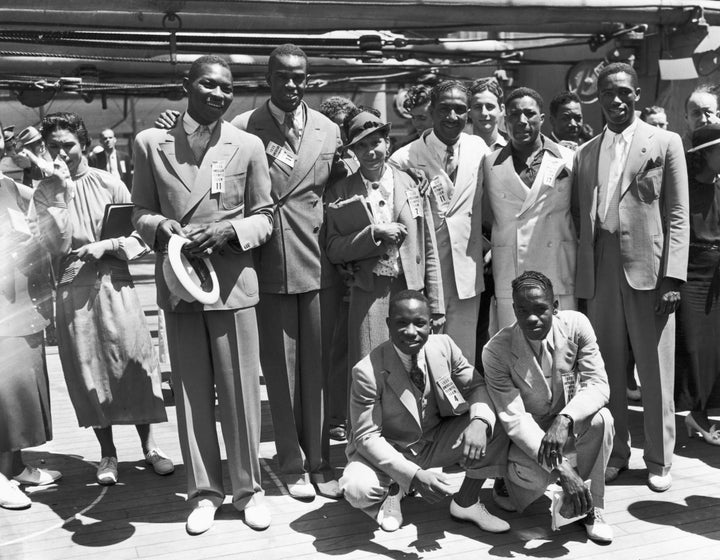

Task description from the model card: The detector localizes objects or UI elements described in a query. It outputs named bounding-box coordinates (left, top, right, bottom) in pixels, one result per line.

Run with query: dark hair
left=430, top=80, right=469, bottom=108
left=389, top=290, right=429, bottom=316
left=469, top=77, right=504, bottom=102
left=640, top=105, right=666, bottom=121
left=549, top=91, right=580, bottom=117
left=187, top=55, right=231, bottom=83
left=684, top=85, right=719, bottom=113
left=319, top=96, right=356, bottom=121
left=41, top=112, right=90, bottom=150
left=597, top=62, right=638, bottom=90
left=269, top=43, right=308, bottom=71
left=511, top=271, right=554, bottom=300
left=403, top=84, right=432, bottom=112
left=505, top=87, right=544, bottom=112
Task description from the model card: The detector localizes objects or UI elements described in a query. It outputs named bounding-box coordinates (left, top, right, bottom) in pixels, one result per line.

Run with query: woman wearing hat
left=676, top=123, right=720, bottom=445
left=326, top=107, right=444, bottom=376
left=32, top=112, right=173, bottom=483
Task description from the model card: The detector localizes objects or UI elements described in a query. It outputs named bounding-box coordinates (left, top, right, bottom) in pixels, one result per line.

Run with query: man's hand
left=372, top=223, right=407, bottom=245
left=557, top=462, right=592, bottom=518
left=156, top=218, right=185, bottom=251
left=538, top=414, right=571, bottom=469
left=183, top=221, right=236, bottom=255
left=655, top=277, right=682, bottom=315
left=430, top=313, right=445, bottom=333
left=405, top=167, right=430, bottom=196
left=453, top=418, right=488, bottom=463
left=155, top=110, right=181, bottom=130
left=71, top=240, right=113, bottom=262
left=411, top=469, right=454, bottom=504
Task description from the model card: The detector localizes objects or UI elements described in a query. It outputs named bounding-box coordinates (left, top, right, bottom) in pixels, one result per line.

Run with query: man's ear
left=539, top=112, right=546, bottom=127
left=635, top=87, right=641, bottom=104
left=265, top=72, right=272, bottom=88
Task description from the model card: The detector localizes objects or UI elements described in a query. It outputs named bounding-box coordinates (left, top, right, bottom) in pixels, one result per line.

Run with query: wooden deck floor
left=2, top=255, right=720, bottom=560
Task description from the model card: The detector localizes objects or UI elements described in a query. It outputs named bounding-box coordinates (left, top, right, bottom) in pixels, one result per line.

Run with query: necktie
left=410, top=353, right=425, bottom=394
left=284, top=112, right=300, bottom=152
left=444, top=143, right=458, bottom=184
left=601, top=133, right=625, bottom=233
left=189, top=124, right=211, bottom=163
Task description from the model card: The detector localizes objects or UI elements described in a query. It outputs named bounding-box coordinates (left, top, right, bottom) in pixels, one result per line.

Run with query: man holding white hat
left=131, top=55, right=274, bottom=535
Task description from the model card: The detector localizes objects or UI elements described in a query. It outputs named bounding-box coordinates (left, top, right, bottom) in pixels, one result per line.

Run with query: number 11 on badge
left=211, top=160, right=226, bottom=194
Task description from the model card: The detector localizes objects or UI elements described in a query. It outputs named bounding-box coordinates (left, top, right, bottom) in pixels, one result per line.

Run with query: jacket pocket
left=220, top=172, right=247, bottom=210
left=635, top=167, right=662, bottom=203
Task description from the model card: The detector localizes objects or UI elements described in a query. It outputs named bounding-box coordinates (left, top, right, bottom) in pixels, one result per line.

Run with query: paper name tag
left=406, top=188, right=423, bottom=219
left=267, top=141, right=296, bottom=168
left=540, top=156, right=564, bottom=187
left=436, top=375, right=467, bottom=409
left=429, top=176, right=449, bottom=209
left=211, top=160, right=226, bottom=194
left=119, top=160, right=127, bottom=174
left=561, top=371, right=577, bottom=403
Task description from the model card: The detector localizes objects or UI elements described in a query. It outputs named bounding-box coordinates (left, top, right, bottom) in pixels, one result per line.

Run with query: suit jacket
left=0, top=177, right=52, bottom=337
left=482, top=310, right=609, bottom=464
left=232, top=102, right=343, bottom=294
left=131, top=117, right=274, bottom=312
left=390, top=131, right=488, bottom=299
left=325, top=166, right=444, bottom=315
left=88, top=149, right=133, bottom=189
left=482, top=137, right=576, bottom=299
left=347, top=334, right=496, bottom=489
left=571, top=120, right=689, bottom=297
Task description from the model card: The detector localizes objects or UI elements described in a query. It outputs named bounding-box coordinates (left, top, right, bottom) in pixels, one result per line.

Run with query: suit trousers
left=165, top=308, right=263, bottom=509
left=505, top=408, right=614, bottom=512
left=587, top=230, right=676, bottom=476
left=257, top=290, right=334, bottom=484
left=340, top=413, right=508, bottom=519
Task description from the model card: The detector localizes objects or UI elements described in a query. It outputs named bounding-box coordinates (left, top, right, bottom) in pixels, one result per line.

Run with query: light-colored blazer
left=131, top=117, right=274, bottom=312
left=482, top=310, right=609, bottom=463
left=571, top=119, right=689, bottom=297
left=232, top=102, right=343, bottom=294
left=347, top=334, right=496, bottom=490
left=325, top=167, right=444, bottom=315
left=390, top=131, right=489, bottom=300
left=482, top=137, right=576, bottom=299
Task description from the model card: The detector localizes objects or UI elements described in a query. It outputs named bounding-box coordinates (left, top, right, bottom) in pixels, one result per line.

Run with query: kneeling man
left=482, top=271, right=614, bottom=543
left=340, top=290, right=509, bottom=533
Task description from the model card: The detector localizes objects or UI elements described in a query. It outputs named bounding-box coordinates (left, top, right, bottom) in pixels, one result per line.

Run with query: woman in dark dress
left=677, top=123, right=720, bottom=445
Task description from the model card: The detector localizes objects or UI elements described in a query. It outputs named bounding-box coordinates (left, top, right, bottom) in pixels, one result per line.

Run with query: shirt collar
left=604, top=117, right=639, bottom=145
left=524, top=326, right=555, bottom=355
left=494, top=134, right=553, bottom=167
left=393, top=344, right=426, bottom=372
left=427, top=130, right=459, bottom=160
left=360, top=165, right=391, bottom=191
left=269, top=99, right=304, bottom=125
left=182, top=112, right=218, bottom=135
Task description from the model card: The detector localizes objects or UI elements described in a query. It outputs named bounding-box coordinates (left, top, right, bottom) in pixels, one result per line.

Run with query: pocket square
left=643, top=157, right=663, bottom=172
left=557, top=168, right=569, bottom=181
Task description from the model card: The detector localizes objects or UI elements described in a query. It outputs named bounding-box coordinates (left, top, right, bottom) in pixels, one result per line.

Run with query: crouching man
left=482, top=271, right=614, bottom=543
left=340, top=289, right=509, bottom=533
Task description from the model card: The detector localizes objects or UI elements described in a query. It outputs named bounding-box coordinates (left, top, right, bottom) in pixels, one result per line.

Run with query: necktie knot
left=189, top=124, right=212, bottom=162
left=409, top=353, right=425, bottom=394
left=444, top=143, right=458, bottom=183
left=284, top=112, right=300, bottom=151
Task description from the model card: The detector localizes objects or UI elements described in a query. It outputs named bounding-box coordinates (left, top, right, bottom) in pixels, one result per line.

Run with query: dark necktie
left=189, top=124, right=211, bottom=163
left=284, top=112, right=300, bottom=152
left=445, top=143, right=458, bottom=184
left=410, top=353, right=425, bottom=394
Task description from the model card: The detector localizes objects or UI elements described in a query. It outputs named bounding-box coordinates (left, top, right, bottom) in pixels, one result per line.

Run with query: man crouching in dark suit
left=340, top=289, right=510, bottom=533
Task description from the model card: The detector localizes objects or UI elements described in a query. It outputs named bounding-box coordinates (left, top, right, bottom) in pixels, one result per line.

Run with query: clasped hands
left=156, top=218, right=236, bottom=256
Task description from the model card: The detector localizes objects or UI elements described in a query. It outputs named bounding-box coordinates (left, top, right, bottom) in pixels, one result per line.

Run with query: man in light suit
left=131, top=55, right=274, bottom=534
left=231, top=44, right=344, bottom=499
left=340, top=290, right=509, bottom=534
left=482, top=87, right=576, bottom=331
left=88, top=128, right=133, bottom=189
left=390, top=81, right=489, bottom=364
left=482, top=271, right=614, bottom=543
left=571, top=62, right=689, bottom=492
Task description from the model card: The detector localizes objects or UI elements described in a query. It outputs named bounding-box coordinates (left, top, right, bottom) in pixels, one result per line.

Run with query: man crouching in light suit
left=482, top=271, right=614, bottom=543
left=340, top=289, right=509, bottom=533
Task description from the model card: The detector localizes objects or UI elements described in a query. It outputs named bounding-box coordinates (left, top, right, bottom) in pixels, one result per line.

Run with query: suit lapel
left=249, top=103, right=295, bottom=181
left=383, top=344, right=421, bottom=429
left=550, top=317, right=578, bottom=409
left=584, top=134, right=603, bottom=237
left=392, top=167, right=410, bottom=221
left=282, top=105, right=325, bottom=200
left=510, top=325, right=547, bottom=391
left=517, top=150, right=565, bottom=217
left=494, top=153, right=527, bottom=204
left=620, top=121, right=653, bottom=196
left=158, top=125, right=198, bottom=192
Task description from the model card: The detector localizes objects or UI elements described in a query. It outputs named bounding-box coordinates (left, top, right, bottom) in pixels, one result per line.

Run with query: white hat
left=162, top=234, right=220, bottom=305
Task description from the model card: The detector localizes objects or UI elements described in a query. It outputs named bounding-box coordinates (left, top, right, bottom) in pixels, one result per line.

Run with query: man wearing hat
left=88, top=128, right=133, bottom=189
left=571, top=62, right=688, bottom=492
left=132, top=55, right=274, bottom=534
left=10, top=126, right=53, bottom=187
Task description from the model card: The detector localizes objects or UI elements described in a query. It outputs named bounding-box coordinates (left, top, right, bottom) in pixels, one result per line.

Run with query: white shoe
left=13, top=466, right=62, bottom=486
left=186, top=500, right=219, bottom=535
left=0, top=478, right=31, bottom=510
left=315, top=479, right=343, bottom=499
left=376, top=483, right=404, bottom=532
left=287, top=480, right=316, bottom=500
left=243, top=498, right=271, bottom=530
left=648, top=472, right=672, bottom=492
left=145, top=449, right=175, bottom=475
left=96, top=457, right=118, bottom=485
left=449, top=499, right=510, bottom=533
left=583, top=507, right=613, bottom=543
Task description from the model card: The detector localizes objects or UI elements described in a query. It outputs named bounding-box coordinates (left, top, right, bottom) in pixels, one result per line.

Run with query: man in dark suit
left=132, top=55, right=274, bottom=535
left=340, top=290, right=509, bottom=534
left=88, top=128, right=133, bottom=189
left=571, top=62, right=689, bottom=493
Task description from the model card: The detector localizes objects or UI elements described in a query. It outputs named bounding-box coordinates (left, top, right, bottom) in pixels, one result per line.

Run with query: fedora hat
left=162, top=234, right=220, bottom=305
left=688, top=123, right=720, bottom=153
left=17, top=126, right=42, bottom=147
left=345, top=111, right=391, bottom=148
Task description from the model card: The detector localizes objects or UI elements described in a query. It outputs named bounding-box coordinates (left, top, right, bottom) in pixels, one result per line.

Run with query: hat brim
left=345, top=122, right=392, bottom=149
left=688, top=137, right=720, bottom=153
left=163, top=235, right=220, bottom=305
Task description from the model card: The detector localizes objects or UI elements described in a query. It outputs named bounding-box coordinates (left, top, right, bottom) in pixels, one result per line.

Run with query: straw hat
left=345, top=111, right=391, bottom=148
left=162, top=235, right=220, bottom=305
left=17, top=126, right=42, bottom=147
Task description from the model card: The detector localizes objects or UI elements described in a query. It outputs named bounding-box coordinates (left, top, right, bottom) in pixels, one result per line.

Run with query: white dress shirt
left=597, top=118, right=638, bottom=233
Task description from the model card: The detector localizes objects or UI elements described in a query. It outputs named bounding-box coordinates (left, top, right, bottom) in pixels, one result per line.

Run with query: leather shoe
left=145, top=449, right=175, bottom=475
left=287, top=479, right=316, bottom=500
left=583, top=507, right=613, bottom=543
left=243, top=498, right=271, bottom=530
left=186, top=501, right=219, bottom=535
left=13, top=466, right=62, bottom=486
left=328, top=425, right=346, bottom=441
left=492, top=478, right=516, bottom=512
left=0, top=477, right=31, bottom=509
left=96, top=457, right=118, bottom=485
left=450, top=499, right=510, bottom=533
left=376, top=483, right=404, bottom=532
left=315, top=479, right=343, bottom=499
left=648, top=472, right=672, bottom=492
left=604, top=465, right=627, bottom=484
